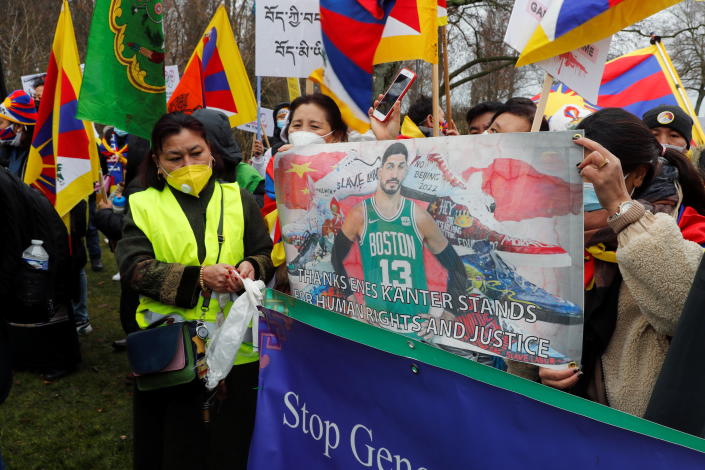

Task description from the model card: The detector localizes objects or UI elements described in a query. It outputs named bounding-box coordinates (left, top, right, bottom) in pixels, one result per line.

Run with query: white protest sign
left=256, top=0, right=324, bottom=78
left=21, top=65, right=85, bottom=95
left=505, top=0, right=610, bottom=103
left=165, top=65, right=179, bottom=102
left=21, top=72, right=47, bottom=95
left=237, top=107, right=275, bottom=137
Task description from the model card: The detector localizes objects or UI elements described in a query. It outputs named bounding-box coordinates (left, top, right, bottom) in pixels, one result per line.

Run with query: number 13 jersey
left=359, top=197, right=428, bottom=319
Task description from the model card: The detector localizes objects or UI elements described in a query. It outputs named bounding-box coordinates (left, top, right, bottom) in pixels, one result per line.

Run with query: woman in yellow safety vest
left=116, top=112, right=273, bottom=470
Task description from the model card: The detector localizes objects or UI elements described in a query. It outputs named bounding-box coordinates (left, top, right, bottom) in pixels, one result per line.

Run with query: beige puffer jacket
left=508, top=211, right=703, bottom=417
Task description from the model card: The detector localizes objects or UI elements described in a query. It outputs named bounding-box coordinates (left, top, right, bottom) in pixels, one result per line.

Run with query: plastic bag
left=205, top=275, right=265, bottom=390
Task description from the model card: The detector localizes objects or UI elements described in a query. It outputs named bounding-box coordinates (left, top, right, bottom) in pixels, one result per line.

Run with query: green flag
left=77, top=0, right=166, bottom=139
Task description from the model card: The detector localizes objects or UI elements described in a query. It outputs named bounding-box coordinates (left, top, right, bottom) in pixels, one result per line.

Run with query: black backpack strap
left=201, top=183, right=226, bottom=313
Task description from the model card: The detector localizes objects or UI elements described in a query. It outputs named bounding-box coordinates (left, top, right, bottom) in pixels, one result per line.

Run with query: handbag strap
left=215, top=182, right=225, bottom=264
left=201, top=183, right=225, bottom=314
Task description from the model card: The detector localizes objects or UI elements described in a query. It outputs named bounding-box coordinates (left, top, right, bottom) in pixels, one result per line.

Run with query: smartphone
left=372, top=68, right=417, bottom=122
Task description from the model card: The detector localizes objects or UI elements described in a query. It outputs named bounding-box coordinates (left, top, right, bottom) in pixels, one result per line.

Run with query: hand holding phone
left=372, top=68, right=416, bottom=122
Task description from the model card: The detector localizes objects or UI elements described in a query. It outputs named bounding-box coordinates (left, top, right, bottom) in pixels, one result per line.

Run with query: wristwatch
left=607, top=200, right=645, bottom=233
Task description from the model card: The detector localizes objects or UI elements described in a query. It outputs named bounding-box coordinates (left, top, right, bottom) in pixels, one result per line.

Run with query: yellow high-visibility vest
left=130, top=182, right=257, bottom=365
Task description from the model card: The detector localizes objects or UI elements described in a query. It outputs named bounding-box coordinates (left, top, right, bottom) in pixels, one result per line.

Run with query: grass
left=0, top=248, right=134, bottom=469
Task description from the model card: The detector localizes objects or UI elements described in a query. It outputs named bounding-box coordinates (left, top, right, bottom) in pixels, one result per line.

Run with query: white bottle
left=22, top=240, right=49, bottom=270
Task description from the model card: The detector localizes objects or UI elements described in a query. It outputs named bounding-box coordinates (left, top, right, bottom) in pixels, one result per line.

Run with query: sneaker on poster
left=427, top=196, right=571, bottom=267
left=495, top=234, right=571, bottom=267
left=76, top=321, right=93, bottom=335
left=461, top=242, right=581, bottom=325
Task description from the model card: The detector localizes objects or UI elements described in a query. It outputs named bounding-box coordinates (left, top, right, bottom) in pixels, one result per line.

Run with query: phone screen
left=376, top=73, right=413, bottom=116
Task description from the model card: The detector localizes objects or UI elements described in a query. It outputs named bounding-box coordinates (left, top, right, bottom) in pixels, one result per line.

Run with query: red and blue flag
left=24, top=0, right=99, bottom=218
left=310, top=1, right=396, bottom=134
left=168, top=5, right=256, bottom=128
left=541, top=44, right=705, bottom=145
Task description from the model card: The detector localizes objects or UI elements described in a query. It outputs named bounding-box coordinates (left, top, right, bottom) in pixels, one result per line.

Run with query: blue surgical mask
left=583, top=183, right=602, bottom=212
left=277, top=119, right=288, bottom=129
left=583, top=173, right=631, bottom=212
left=114, top=128, right=128, bottom=137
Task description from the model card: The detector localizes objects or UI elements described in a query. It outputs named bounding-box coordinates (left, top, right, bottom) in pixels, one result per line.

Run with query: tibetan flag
left=77, top=0, right=166, bottom=140
left=168, top=5, right=257, bottom=128
left=538, top=44, right=705, bottom=145
left=597, top=44, right=705, bottom=145
left=25, top=0, right=100, bottom=218
left=516, top=0, right=682, bottom=67
left=310, top=1, right=397, bottom=134
left=374, top=0, right=438, bottom=64
left=437, top=0, right=448, bottom=26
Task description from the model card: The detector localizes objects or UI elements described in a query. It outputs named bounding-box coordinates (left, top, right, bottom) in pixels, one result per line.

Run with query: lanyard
left=200, top=183, right=225, bottom=319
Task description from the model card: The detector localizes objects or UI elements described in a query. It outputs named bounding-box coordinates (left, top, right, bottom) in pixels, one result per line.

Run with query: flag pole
left=652, top=37, right=705, bottom=146
left=532, top=73, right=553, bottom=132
left=432, top=62, right=440, bottom=136
left=260, top=121, right=271, bottom=148
left=441, top=25, right=452, bottom=124
left=256, top=76, right=263, bottom=143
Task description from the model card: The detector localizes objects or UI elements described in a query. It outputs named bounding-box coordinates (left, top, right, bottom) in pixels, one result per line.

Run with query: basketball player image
left=331, top=142, right=467, bottom=340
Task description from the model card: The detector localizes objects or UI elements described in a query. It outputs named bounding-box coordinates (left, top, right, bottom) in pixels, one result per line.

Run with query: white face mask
left=662, top=143, right=687, bottom=154
left=288, top=130, right=333, bottom=147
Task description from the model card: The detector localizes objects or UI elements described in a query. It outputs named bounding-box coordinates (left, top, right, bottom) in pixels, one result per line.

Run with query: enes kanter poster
left=275, top=132, right=584, bottom=367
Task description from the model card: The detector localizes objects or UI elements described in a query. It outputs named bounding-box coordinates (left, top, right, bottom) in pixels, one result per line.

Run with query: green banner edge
left=263, top=288, right=705, bottom=454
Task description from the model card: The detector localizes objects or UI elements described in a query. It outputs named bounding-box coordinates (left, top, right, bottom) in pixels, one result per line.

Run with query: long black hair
left=577, top=108, right=658, bottom=198
left=577, top=108, right=705, bottom=213
left=140, top=112, right=225, bottom=189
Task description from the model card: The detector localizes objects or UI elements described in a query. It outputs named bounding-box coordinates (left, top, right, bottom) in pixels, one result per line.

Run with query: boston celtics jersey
left=359, top=197, right=429, bottom=334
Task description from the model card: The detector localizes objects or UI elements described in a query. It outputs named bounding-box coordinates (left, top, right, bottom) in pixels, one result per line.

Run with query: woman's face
left=288, top=103, right=337, bottom=142
left=488, top=112, right=531, bottom=134
left=155, top=128, right=212, bottom=174
left=650, top=126, right=687, bottom=149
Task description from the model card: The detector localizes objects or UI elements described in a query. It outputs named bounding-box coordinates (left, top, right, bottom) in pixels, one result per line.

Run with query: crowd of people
left=2, top=76, right=705, bottom=468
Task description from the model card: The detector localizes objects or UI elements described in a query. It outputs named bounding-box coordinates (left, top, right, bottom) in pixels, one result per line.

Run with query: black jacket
left=0, top=167, right=73, bottom=322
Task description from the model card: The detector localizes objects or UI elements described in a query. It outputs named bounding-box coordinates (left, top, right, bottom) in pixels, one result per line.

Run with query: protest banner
left=237, top=107, right=275, bottom=137
left=256, top=0, right=324, bottom=78
left=505, top=0, right=610, bottom=103
left=249, top=290, right=705, bottom=469
left=164, top=64, right=179, bottom=102
left=275, top=132, right=584, bottom=367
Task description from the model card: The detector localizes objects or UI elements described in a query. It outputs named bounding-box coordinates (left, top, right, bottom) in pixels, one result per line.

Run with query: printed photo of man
left=331, top=142, right=466, bottom=339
